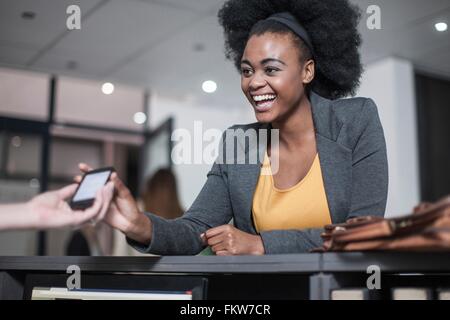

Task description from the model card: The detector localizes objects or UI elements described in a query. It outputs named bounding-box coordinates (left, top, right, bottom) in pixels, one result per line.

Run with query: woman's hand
left=27, top=182, right=113, bottom=229
left=76, top=163, right=152, bottom=245
left=201, top=224, right=265, bottom=256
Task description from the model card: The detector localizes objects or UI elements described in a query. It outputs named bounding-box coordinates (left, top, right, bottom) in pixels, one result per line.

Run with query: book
left=391, top=288, right=431, bottom=300
left=436, top=289, right=450, bottom=300
left=331, top=288, right=380, bottom=300
left=31, top=287, right=193, bottom=300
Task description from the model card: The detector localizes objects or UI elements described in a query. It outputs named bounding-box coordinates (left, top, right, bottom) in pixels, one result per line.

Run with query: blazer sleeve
left=128, top=137, right=234, bottom=255
left=259, top=98, right=388, bottom=254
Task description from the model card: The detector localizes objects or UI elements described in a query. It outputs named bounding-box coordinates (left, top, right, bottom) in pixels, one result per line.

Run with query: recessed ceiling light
left=193, top=43, right=205, bottom=52
left=101, top=82, right=114, bottom=95
left=202, top=80, right=217, bottom=93
left=133, top=112, right=147, bottom=124
left=21, top=11, right=36, bottom=20
left=66, top=60, right=78, bottom=70
left=11, top=136, right=22, bottom=148
left=29, top=178, right=40, bottom=189
left=435, top=22, right=448, bottom=32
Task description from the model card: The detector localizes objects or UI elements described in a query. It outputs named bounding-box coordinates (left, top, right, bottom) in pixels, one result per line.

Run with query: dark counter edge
left=322, top=252, right=450, bottom=273
left=0, top=254, right=320, bottom=274
left=2, top=252, right=450, bottom=274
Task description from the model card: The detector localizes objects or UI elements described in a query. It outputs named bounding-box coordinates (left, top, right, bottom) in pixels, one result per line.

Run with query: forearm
left=127, top=212, right=212, bottom=255
left=124, top=212, right=153, bottom=246
left=0, top=203, right=37, bottom=231
left=126, top=158, right=234, bottom=255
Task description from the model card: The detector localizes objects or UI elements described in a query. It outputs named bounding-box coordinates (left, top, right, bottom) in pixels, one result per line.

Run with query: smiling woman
left=88, top=0, right=388, bottom=256
left=219, top=0, right=363, bottom=100
left=239, top=33, right=315, bottom=125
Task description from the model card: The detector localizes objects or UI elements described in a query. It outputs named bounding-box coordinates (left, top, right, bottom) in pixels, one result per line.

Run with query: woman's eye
left=265, top=67, right=279, bottom=74
left=241, top=69, right=252, bottom=76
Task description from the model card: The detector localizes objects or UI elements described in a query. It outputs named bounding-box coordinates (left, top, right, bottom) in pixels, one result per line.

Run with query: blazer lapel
left=315, top=134, right=352, bottom=223
left=232, top=163, right=261, bottom=234
left=230, top=123, right=268, bottom=234
left=310, top=92, right=352, bottom=223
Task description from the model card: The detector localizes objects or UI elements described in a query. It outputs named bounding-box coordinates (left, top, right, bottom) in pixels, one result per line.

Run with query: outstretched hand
left=27, top=182, right=114, bottom=229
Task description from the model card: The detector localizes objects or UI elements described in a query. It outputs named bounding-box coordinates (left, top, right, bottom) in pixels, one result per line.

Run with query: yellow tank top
left=252, top=152, right=331, bottom=232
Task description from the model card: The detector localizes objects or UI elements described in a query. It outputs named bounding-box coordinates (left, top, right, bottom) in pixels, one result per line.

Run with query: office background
left=0, top=0, right=449, bottom=255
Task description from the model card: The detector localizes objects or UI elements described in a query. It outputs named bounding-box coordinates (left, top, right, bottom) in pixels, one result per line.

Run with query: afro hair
left=218, top=0, right=363, bottom=100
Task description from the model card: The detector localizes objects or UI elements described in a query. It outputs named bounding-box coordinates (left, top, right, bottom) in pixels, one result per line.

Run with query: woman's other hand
left=201, top=224, right=265, bottom=255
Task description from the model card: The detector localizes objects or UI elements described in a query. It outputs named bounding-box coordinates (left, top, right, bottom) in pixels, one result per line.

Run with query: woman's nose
left=248, top=73, right=266, bottom=90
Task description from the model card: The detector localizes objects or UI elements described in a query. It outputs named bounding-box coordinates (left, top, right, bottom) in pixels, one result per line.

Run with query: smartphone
left=70, top=167, right=115, bottom=210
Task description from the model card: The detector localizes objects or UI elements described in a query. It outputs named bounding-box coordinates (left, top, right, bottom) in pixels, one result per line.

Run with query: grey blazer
left=130, top=92, right=388, bottom=254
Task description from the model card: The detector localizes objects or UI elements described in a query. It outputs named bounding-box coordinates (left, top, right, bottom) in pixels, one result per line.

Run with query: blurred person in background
left=140, top=168, right=184, bottom=220
left=66, top=222, right=114, bottom=256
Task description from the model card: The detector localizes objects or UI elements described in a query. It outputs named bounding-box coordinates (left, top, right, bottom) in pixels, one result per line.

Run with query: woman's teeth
left=252, top=94, right=277, bottom=111
left=253, top=94, right=276, bottom=102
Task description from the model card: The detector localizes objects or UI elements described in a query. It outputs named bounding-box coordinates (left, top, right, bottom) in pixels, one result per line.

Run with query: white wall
left=0, top=67, right=49, bottom=121
left=56, top=76, right=144, bottom=130
left=149, top=92, right=255, bottom=208
left=357, top=57, right=420, bottom=217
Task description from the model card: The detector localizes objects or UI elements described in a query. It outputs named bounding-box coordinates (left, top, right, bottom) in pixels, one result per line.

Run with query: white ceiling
left=0, top=0, right=449, bottom=108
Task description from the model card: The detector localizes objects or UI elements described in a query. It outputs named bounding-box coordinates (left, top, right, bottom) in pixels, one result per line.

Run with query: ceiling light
left=101, top=82, right=114, bottom=95
left=133, top=112, right=147, bottom=124
left=11, top=136, right=22, bottom=148
left=21, top=11, right=36, bottom=20
left=193, top=43, right=205, bottom=52
left=435, top=22, right=448, bottom=32
left=66, top=60, right=78, bottom=70
left=202, top=80, right=217, bottom=93
left=29, top=178, right=40, bottom=189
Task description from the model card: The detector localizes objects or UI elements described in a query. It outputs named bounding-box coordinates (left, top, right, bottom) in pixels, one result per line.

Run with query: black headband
left=265, top=12, right=314, bottom=57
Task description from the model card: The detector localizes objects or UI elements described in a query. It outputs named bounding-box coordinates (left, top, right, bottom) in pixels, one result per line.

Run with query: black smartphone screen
left=70, top=167, right=114, bottom=210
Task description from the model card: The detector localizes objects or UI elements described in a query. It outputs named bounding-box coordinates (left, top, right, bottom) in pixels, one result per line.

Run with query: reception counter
left=2, top=252, right=450, bottom=300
